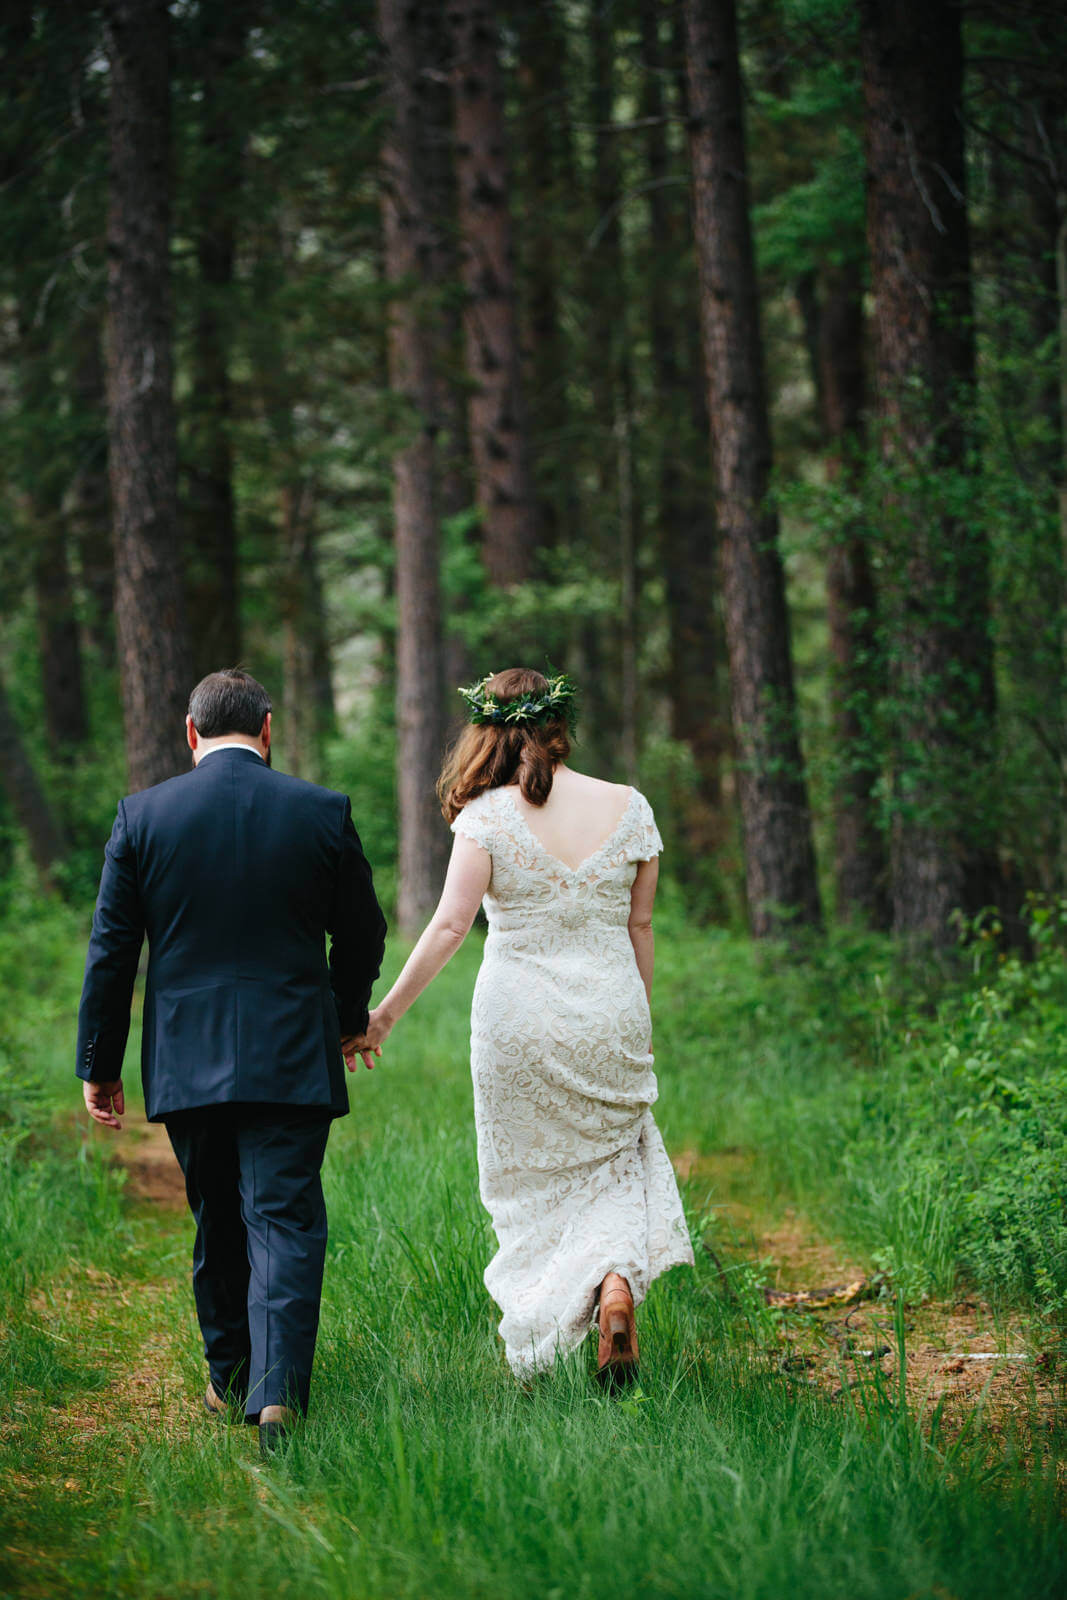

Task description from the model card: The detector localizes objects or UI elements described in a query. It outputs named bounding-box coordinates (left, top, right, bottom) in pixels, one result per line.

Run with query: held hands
left=341, top=1006, right=394, bottom=1073
left=84, top=1078, right=125, bottom=1130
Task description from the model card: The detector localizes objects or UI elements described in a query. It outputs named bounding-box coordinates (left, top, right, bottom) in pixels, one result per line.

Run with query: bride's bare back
left=506, top=764, right=632, bottom=873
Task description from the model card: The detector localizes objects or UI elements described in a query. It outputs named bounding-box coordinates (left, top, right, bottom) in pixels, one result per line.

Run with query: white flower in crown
left=458, top=672, right=577, bottom=732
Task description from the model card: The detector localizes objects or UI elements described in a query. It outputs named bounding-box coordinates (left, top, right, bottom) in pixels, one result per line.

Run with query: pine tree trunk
left=816, top=265, right=890, bottom=927
left=1055, top=182, right=1067, bottom=885
left=10, top=285, right=89, bottom=746
left=0, top=673, right=66, bottom=889
left=103, top=0, right=193, bottom=792
left=575, top=0, right=642, bottom=777
left=69, top=314, right=115, bottom=668
left=449, top=0, right=538, bottom=588
left=641, top=0, right=727, bottom=858
left=33, top=518, right=88, bottom=748
left=516, top=0, right=577, bottom=555
left=186, top=4, right=246, bottom=673
left=684, top=0, right=821, bottom=936
left=15, top=316, right=90, bottom=750
left=594, top=1, right=642, bottom=780
left=860, top=0, right=997, bottom=940
left=279, top=480, right=333, bottom=784
left=380, top=0, right=448, bottom=935
left=416, top=1, right=473, bottom=696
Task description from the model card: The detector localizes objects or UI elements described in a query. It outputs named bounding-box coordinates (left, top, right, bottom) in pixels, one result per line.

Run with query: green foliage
left=0, top=0, right=1061, bottom=940
left=0, top=893, right=127, bottom=1348
left=0, top=886, right=87, bottom=1133
left=662, top=903, right=1067, bottom=1318
left=457, top=669, right=578, bottom=730
left=323, top=713, right=399, bottom=919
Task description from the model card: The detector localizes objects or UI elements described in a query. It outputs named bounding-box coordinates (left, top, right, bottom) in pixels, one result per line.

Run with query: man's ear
left=186, top=714, right=198, bottom=753
left=261, top=711, right=272, bottom=749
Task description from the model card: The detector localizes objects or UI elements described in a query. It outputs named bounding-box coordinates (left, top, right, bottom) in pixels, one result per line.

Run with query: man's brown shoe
left=204, top=1381, right=228, bottom=1417
left=258, top=1404, right=297, bottom=1460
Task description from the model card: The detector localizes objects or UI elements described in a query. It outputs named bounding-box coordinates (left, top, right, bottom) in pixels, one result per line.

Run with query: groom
left=76, top=669, right=386, bottom=1452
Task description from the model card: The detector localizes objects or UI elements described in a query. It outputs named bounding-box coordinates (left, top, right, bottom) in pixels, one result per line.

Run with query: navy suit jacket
left=75, top=747, right=386, bottom=1121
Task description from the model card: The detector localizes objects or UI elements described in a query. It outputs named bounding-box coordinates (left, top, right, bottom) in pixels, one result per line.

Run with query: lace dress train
left=451, top=786, right=694, bottom=1374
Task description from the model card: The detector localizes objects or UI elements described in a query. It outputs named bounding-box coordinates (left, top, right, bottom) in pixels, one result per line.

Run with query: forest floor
left=673, top=1145, right=1059, bottom=1444
left=108, top=1121, right=1060, bottom=1444
left=106, top=1118, right=1060, bottom=1449
left=2, top=928, right=1064, bottom=1598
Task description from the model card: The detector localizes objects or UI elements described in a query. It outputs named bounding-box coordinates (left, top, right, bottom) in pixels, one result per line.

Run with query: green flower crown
left=458, top=671, right=577, bottom=732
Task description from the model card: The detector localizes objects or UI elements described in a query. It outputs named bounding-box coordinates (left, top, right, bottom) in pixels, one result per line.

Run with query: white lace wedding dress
left=451, top=784, right=694, bottom=1374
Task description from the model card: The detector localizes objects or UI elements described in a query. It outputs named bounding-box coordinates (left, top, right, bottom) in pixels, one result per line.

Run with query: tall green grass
left=1, top=905, right=1065, bottom=1597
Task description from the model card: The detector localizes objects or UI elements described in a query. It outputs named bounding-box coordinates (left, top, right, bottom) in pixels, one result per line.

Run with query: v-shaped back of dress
left=451, top=784, right=663, bottom=942
left=501, top=786, right=637, bottom=876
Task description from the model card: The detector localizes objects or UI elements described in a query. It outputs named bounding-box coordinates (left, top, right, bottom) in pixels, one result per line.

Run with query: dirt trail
left=100, top=1105, right=188, bottom=1209
left=675, top=1146, right=1062, bottom=1439
left=28, top=1266, right=194, bottom=1445
left=64, top=1128, right=1059, bottom=1443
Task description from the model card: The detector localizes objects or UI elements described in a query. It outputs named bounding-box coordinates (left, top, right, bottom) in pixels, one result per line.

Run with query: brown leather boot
left=596, top=1274, right=639, bottom=1389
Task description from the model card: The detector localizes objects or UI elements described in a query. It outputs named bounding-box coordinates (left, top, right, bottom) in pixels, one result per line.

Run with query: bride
left=356, top=667, right=693, bottom=1383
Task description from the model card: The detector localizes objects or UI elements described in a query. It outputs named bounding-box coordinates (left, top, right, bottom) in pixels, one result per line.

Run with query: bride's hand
left=342, top=1007, right=394, bottom=1072
left=363, top=1006, right=394, bottom=1050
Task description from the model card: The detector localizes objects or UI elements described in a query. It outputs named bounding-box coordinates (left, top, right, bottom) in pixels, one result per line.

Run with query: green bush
left=772, top=904, right=1067, bottom=1315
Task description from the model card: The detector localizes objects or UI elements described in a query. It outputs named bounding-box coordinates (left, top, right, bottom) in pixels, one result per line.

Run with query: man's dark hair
left=188, top=669, right=272, bottom=738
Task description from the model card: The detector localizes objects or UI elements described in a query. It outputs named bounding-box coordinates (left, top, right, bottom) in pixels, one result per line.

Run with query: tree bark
left=592, top=0, right=641, bottom=780
left=103, top=0, right=193, bottom=792
left=33, top=519, right=89, bottom=748
left=3, top=13, right=90, bottom=751
left=380, top=0, right=448, bottom=934
left=684, top=0, right=821, bottom=935
left=449, top=0, right=539, bottom=588
left=416, top=1, right=473, bottom=695
left=641, top=0, right=727, bottom=857
left=279, top=480, right=333, bottom=784
left=186, top=2, right=247, bottom=672
left=515, top=0, right=577, bottom=555
left=816, top=265, right=890, bottom=927
left=68, top=314, right=115, bottom=668
left=0, top=673, right=66, bottom=889
left=860, top=0, right=997, bottom=940
left=14, top=314, right=90, bottom=750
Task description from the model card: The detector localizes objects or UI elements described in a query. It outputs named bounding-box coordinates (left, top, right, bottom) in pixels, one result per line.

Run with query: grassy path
left=2, top=933, right=1065, bottom=1597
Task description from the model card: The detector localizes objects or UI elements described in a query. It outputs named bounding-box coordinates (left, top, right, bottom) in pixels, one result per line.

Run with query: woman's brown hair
left=438, top=667, right=572, bottom=822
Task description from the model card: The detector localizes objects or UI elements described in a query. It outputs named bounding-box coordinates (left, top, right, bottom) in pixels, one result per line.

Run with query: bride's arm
left=361, top=835, right=491, bottom=1048
left=628, top=856, right=659, bottom=1002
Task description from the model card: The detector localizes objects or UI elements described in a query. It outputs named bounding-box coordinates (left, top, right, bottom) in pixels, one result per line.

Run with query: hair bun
left=437, top=665, right=575, bottom=820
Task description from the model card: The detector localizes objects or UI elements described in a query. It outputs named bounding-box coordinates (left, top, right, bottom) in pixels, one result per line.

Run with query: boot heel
left=606, top=1311, right=632, bottom=1355
left=597, top=1285, right=639, bottom=1388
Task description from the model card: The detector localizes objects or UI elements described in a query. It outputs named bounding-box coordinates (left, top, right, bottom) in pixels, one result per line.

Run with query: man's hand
left=341, top=1034, right=381, bottom=1072
left=342, top=1006, right=393, bottom=1072
left=84, top=1078, right=125, bottom=1130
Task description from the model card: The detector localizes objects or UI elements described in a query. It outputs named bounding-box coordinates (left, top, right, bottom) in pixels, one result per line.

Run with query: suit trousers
left=165, top=1104, right=332, bottom=1419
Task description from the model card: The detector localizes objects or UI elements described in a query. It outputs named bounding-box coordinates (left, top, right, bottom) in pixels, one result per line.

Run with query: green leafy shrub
left=813, top=902, right=1067, bottom=1315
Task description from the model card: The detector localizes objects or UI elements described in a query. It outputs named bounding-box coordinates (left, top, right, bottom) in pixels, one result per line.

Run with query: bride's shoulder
left=564, top=770, right=631, bottom=802
left=450, top=787, right=506, bottom=850
left=453, top=789, right=493, bottom=827
left=578, top=774, right=651, bottom=821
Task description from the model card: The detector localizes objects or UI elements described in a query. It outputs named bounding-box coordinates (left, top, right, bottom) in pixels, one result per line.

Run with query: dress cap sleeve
left=450, top=792, right=497, bottom=854
left=630, top=790, right=663, bottom=861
